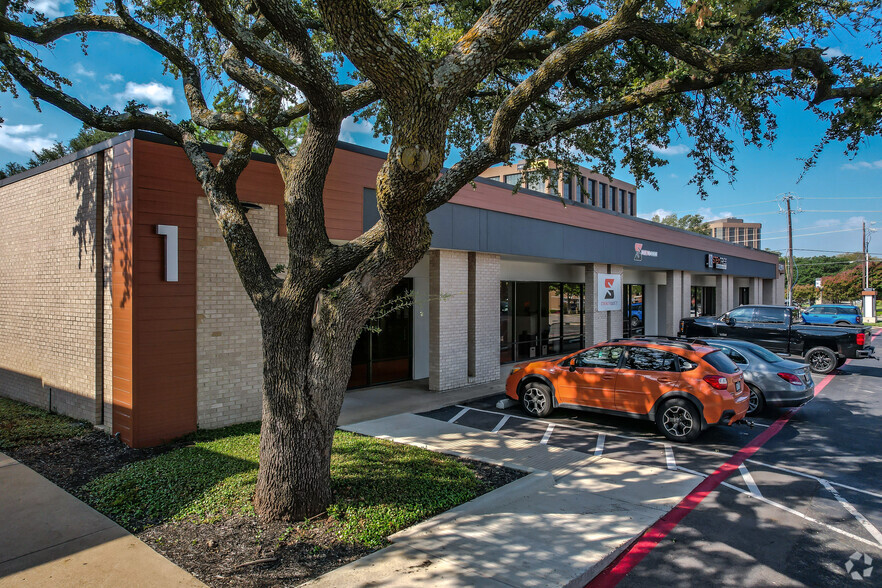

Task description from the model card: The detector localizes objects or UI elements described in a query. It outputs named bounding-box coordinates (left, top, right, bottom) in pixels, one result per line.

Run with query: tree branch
left=434, top=0, right=548, bottom=105
left=315, top=0, right=430, bottom=111
left=487, top=0, right=647, bottom=155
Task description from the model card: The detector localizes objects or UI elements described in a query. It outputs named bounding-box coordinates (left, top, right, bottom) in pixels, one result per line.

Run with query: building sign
left=705, top=253, right=728, bottom=270
left=633, top=243, right=659, bottom=262
left=815, top=278, right=823, bottom=288
left=156, top=224, right=179, bottom=282
left=597, top=273, right=622, bottom=311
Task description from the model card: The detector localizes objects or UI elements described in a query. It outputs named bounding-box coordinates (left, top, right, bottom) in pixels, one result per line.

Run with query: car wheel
left=630, top=315, right=640, bottom=328
left=656, top=398, right=701, bottom=443
left=520, top=381, right=554, bottom=418
left=805, top=346, right=837, bottom=375
left=746, top=384, right=765, bottom=416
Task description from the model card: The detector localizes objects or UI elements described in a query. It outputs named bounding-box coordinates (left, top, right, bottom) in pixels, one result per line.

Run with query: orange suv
left=505, top=337, right=749, bottom=442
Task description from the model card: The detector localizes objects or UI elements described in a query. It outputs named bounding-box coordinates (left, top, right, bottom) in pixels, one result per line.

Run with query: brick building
left=0, top=132, right=783, bottom=447
left=707, top=217, right=763, bottom=249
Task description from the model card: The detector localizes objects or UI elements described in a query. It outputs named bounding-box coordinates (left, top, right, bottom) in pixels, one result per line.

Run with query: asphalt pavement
left=420, top=346, right=882, bottom=587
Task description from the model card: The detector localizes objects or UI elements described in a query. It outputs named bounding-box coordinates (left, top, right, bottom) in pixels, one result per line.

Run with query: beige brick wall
left=429, top=250, right=469, bottom=391
left=469, top=252, right=501, bottom=384
left=0, top=152, right=113, bottom=423
left=196, top=199, right=287, bottom=428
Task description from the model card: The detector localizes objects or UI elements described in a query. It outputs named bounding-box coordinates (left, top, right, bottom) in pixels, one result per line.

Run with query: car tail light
left=857, top=316, right=863, bottom=324
left=857, top=332, right=866, bottom=346
left=703, top=375, right=729, bottom=390
left=777, top=372, right=802, bottom=385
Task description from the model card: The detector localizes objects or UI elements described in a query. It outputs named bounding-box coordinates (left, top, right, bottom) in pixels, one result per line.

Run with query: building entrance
left=623, top=284, right=644, bottom=338
left=348, top=279, right=413, bottom=388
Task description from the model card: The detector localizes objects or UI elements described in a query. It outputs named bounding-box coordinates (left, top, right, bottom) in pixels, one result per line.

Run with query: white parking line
left=664, top=446, right=676, bottom=470
left=719, top=480, right=881, bottom=550
left=491, top=415, right=510, bottom=433
left=820, top=479, right=882, bottom=547
left=594, top=434, right=606, bottom=456
left=448, top=407, right=470, bottom=424
left=540, top=424, right=554, bottom=445
left=739, top=464, right=763, bottom=498
left=677, top=465, right=882, bottom=550
left=449, top=404, right=882, bottom=500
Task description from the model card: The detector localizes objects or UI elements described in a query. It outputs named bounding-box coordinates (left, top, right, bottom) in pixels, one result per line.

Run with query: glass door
left=623, top=284, right=645, bottom=337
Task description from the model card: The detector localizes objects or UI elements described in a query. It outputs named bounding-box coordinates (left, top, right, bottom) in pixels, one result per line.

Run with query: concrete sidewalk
left=0, top=452, right=204, bottom=588
left=339, top=375, right=507, bottom=426
left=304, top=413, right=703, bottom=588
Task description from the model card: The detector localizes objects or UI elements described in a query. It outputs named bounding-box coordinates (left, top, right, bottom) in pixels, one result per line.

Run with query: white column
left=608, top=264, right=625, bottom=339
left=429, top=250, right=469, bottom=391
left=663, top=270, right=683, bottom=336
left=468, top=253, right=501, bottom=385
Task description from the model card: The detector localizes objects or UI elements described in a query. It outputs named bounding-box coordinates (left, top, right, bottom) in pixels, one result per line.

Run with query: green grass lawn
left=0, top=397, right=90, bottom=450
left=82, top=422, right=487, bottom=547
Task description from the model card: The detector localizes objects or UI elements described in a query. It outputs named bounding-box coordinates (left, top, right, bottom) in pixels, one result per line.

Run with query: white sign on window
left=597, top=273, right=622, bottom=311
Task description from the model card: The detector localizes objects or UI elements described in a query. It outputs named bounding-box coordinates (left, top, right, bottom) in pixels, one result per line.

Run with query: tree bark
left=253, top=309, right=347, bottom=520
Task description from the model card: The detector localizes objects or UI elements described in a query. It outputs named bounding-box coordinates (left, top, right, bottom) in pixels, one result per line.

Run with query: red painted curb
left=586, top=331, right=881, bottom=588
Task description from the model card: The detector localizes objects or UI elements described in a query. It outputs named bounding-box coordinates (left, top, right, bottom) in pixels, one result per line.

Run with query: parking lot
left=420, top=344, right=882, bottom=587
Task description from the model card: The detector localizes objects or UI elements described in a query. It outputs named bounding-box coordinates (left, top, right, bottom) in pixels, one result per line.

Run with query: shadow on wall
left=69, top=151, right=132, bottom=308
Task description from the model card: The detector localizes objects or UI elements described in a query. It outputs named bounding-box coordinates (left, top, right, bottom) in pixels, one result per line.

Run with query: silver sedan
left=703, top=338, right=815, bottom=416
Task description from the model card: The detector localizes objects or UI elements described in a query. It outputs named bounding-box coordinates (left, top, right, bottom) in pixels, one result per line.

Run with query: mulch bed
left=7, top=429, right=524, bottom=587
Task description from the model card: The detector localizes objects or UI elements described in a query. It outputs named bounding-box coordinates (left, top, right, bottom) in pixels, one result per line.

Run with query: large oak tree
left=1, top=0, right=880, bottom=520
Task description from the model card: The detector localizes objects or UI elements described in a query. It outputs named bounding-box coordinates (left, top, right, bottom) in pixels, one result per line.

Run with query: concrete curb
left=388, top=470, right=555, bottom=542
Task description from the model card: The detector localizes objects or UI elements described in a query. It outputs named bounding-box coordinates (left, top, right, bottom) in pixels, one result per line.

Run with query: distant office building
left=707, top=217, right=762, bottom=249
left=479, top=161, right=638, bottom=217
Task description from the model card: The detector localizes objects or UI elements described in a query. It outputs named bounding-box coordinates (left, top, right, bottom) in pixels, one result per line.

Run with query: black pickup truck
left=678, top=305, right=875, bottom=374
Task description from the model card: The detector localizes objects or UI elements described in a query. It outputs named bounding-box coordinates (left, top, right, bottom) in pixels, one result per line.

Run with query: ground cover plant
left=83, top=423, right=488, bottom=546
left=1, top=399, right=522, bottom=585
left=0, top=397, right=90, bottom=450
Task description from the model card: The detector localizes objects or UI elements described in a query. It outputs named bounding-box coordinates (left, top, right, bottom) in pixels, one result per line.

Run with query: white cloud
left=841, top=159, right=882, bottom=170
left=650, top=144, right=689, bottom=156
left=823, top=47, right=845, bottom=58
left=696, top=206, right=734, bottom=221
left=340, top=116, right=374, bottom=142
left=115, top=81, right=175, bottom=106
left=28, top=0, right=64, bottom=17
left=0, top=123, right=57, bottom=154
left=105, top=73, right=124, bottom=83
left=73, top=63, right=95, bottom=78
left=640, top=207, right=674, bottom=220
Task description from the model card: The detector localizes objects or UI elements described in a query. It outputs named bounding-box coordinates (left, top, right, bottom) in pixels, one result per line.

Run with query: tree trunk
left=252, top=312, right=348, bottom=520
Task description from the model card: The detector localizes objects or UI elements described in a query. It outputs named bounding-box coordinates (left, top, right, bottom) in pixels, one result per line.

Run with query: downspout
left=95, top=150, right=105, bottom=425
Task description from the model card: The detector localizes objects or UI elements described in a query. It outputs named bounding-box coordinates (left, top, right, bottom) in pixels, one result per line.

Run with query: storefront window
left=690, top=286, right=717, bottom=317
left=561, top=283, right=584, bottom=352
left=623, top=284, right=644, bottom=337
left=503, top=281, right=584, bottom=362
left=500, top=282, right=514, bottom=363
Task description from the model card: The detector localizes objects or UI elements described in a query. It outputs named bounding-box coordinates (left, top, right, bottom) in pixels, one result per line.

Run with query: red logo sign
left=604, top=278, right=615, bottom=288
left=635, top=243, right=643, bottom=252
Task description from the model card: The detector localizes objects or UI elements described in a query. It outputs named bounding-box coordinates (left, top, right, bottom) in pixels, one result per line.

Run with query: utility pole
left=786, top=196, right=794, bottom=305
left=865, top=221, right=868, bottom=290
left=778, top=193, right=799, bottom=306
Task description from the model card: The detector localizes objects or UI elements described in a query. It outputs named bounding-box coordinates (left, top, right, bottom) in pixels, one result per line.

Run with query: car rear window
left=702, top=350, right=739, bottom=374
left=739, top=342, right=783, bottom=363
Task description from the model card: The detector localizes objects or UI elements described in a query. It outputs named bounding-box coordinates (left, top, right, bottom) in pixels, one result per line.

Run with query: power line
left=792, top=248, right=882, bottom=255
left=763, top=227, right=862, bottom=241
left=799, top=196, right=882, bottom=200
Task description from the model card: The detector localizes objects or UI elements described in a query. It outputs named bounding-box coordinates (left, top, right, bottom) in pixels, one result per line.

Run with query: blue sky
left=1, top=1, right=880, bottom=259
